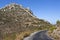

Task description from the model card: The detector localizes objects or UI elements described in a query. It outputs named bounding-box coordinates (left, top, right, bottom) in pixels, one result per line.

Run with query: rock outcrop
left=51, top=21, right=60, bottom=40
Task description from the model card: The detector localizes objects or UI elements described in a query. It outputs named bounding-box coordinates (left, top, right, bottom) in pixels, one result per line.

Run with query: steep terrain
left=0, top=3, right=55, bottom=40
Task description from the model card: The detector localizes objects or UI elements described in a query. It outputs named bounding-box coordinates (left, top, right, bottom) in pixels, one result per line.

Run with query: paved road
left=24, top=30, right=53, bottom=40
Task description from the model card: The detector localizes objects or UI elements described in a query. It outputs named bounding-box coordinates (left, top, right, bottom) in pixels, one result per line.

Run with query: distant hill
left=0, top=3, right=55, bottom=40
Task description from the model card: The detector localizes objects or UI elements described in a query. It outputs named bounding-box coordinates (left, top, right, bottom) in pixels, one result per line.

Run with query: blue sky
left=0, top=0, right=60, bottom=24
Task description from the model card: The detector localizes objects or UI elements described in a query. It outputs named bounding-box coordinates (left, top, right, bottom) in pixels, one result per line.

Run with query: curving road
left=24, top=30, right=53, bottom=40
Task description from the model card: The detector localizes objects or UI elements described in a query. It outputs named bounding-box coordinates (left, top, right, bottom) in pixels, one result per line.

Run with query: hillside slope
left=0, top=3, right=54, bottom=40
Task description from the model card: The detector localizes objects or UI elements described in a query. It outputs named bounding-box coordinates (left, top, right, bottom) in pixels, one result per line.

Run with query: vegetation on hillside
left=0, top=3, right=59, bottom=40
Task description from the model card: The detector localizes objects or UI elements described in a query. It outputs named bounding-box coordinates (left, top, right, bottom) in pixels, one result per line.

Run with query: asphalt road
left=24, top=30, right=53, bottom=40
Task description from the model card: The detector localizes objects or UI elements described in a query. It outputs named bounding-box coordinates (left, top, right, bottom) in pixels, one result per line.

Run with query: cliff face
left=0, top=3, right=53, bottom=40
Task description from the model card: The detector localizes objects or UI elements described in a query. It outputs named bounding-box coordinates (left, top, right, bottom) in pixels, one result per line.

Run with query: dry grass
left=15, top=30, right=33, bottom=40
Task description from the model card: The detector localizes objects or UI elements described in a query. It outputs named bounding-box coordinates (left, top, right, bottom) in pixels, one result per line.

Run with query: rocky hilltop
left=0, top=3, right=55, bottom=40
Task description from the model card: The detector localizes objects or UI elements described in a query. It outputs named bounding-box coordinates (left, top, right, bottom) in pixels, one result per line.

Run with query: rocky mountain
left=0, top=3, right=55, bottom=40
